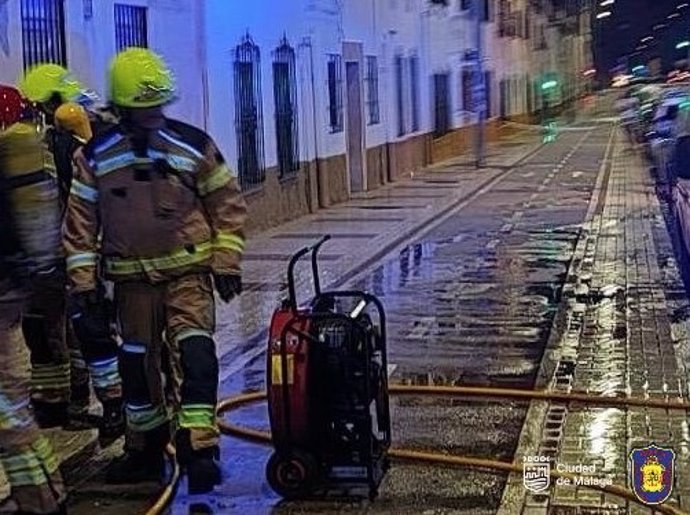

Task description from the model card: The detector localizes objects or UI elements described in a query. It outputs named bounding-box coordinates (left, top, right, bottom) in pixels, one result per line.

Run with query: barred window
left=409, top=54, right=420, bottom=132
left=395, top=54, right=405, bottom=137
left=234, top=34, right=266, bottom=190
left=461, top=69, right=473, bottom=112
left=327, top=54, right=343, bottom=133
left=365, top=56, right=380, bottom=125
left=114, top=4, right=148, bottom=51
left=484, top=70, right=492, bottom=117
left=273, top=37, right=299, bottom=177
left=21, top=0, right=67, bottom=70
left=433, top=73, right=451, bottom=138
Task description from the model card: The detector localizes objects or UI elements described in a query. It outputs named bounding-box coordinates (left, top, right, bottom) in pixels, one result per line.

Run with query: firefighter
left=0, top=84, right=67, bottom=514
left=63, top=47, right=247, bottom=492
left=18, top=64, right=124, bottom=437
left=54, top=102, right=125, bottom=439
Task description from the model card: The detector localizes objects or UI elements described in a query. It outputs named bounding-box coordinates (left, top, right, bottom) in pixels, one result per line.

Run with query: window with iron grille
left=234, top=34, right=266, bottom=190
left=273, top=37, right=299, bottom=177
left=364, top=56, right=380, bottom=125
left=461, top=68, right=473, bottom=112
left=484, top=70, right=492, bottom=117
left=433, top=73, right=451, bottom=138
left=498, top=0, right=508, bottom=37
left=327, top=54, right=343, bottom=133
left=21, top=0, right=67, bottom=70
left=394, top=54, right=405, bottom=137
left=409, top=54, right=420, bottom=132
left=114, top=4, right=148, bottom=51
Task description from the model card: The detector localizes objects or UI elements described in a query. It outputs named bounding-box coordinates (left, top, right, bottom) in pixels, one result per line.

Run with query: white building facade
left=0, top=0, right=592, bottom=232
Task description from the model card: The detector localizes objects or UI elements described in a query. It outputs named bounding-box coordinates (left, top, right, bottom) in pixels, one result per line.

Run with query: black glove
left=213, top=274, right=242, bottom=303
left=68, top=289, right=114, bottom=346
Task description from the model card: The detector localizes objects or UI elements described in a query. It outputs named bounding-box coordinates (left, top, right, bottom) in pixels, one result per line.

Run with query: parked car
left=646, top=89, right=690, bottom=192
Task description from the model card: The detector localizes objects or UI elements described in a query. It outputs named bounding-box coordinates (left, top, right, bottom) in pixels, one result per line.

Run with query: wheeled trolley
left=266, top=235, right=391, bottom=500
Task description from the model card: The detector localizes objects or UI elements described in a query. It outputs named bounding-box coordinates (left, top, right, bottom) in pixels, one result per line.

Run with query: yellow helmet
left=19, top=63, right=84, bottom=104
left=55, top=102, right=93, bottom=142
left=108, top=47, right=175, bottom=108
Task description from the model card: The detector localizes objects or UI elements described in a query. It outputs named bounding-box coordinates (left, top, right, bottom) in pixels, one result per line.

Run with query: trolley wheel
left=266, top=449, right=318, bottom=499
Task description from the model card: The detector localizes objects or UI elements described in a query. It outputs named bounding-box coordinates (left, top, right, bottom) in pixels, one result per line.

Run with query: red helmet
left=0, top=85, right=27, bottom=128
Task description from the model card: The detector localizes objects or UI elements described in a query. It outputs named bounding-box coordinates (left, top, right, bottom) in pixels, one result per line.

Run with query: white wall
left=0, top=0, right=203, bottom=126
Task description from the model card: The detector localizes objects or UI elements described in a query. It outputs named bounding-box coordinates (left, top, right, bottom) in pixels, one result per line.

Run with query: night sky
left=594, top=0, right=690, bottom=77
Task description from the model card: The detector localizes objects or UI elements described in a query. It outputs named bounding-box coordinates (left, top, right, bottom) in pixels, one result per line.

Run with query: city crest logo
left=523, top=456, right=550, bottom=494
left=629, top=443, right=675, bottom=505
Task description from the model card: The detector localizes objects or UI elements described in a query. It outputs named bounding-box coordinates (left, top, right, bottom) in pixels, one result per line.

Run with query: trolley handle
left=286, top=234, right=331, bottom=312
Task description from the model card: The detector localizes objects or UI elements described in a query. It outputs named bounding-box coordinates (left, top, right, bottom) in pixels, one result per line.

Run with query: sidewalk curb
left=496, top=124, right=617, bottom=515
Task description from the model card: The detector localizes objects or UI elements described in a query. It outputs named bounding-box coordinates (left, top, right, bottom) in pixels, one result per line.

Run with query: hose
left=143, top=444, right=180, bottom=515
left=147, top=386, right=690, bottom=515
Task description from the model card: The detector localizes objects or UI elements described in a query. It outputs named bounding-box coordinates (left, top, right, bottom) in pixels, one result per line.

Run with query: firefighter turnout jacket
left=64, top=118, right=247, bottom=290
left=0, top=121, right=62, bottom=280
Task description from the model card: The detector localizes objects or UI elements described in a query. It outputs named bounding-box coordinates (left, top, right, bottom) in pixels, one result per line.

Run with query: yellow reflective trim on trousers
left=106, top=242, right=214, bottom=276
left=31, top=363, right=70, bottom=390
left=197, top=164, right=232, bottom=196
left=2, top=436, right=60, bottom=487
left=213, top=232, right=244, bottom=253
left=66, top=252, right=98, bottom=271
left=178, top=404, right=215, bottom=429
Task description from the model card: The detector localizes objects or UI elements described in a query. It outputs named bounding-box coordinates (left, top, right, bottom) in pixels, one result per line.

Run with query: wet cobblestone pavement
left=503, top=131, right=690, bottom=515
left=174, top=125, right=615, bottom=514
left=58, top=112, right=690, bottom=514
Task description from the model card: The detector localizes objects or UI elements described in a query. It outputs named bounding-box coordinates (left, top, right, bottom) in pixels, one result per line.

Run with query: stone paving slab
left=36, top=127, right=543, bottom=486
left=499, top=129, right=690, bottom=514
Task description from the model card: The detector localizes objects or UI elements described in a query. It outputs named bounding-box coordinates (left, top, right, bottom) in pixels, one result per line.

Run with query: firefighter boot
left=175, top=429, right=221, bottom=495
left=32, top=400, right=69, bottom=429
left=105, top=423, right=169, bottom=484
left=99, top=398, right=125, bottom=441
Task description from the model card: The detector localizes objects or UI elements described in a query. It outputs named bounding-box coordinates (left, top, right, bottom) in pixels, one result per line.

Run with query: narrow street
left=57, top=103, right=690, bottom=514
left=200, top=122, right=618, bottom=514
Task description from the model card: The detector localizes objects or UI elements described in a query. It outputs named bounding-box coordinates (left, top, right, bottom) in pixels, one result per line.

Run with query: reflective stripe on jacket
left=63, top=118, right=247, bottom=291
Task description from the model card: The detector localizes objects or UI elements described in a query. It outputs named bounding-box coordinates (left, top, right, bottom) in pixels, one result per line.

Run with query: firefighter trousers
left=114, top=273, right=219, bottom=452
left=23, top=268, right=122, bottom=416
left=0, top=286, right=66, bottom=514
